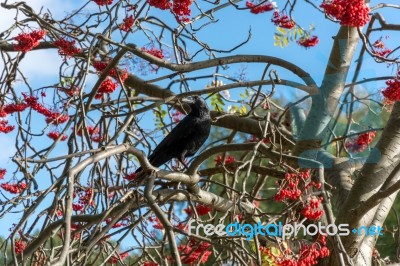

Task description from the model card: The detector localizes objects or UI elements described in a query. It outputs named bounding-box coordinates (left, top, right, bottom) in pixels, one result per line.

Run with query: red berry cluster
left=248, top=134, right=271, bottom=144
left=171, top=110, right=183, bottom=122
left=0, top=120, right=15, bottom=133
left=274, top=179, right=300, bottom=201
left=71, top=223, right=82, bottom=240
left=246, top=1, right=274, bottom=14
left=93, top=61, right=129, bottom=82
left=271, top=11, right=295, bottom=29
left=297, top=36, right=319, bottom=48
left=372, top=39, right=392, bottom=58
left=147, top=0, right=171, bottom=10
left=75, top=125, right=100, bottom=136
left=306, top=181, right=322, bottom=190
left=382, top=78, right=400, bottom=102
left=107, top=251, right=129, bottom=264
left=91, top=135, right=105, bottom=143
left=356, top=131, right=376, bottom=146
left=172, top=0, right=192, bottom=23
left=45, top=112, right=69, bottom=125
left=13, top=29, right=46, bottom=53
left=138, top=47, right=165, bottom=72
left=119, top=15, right=135, bottom=32
left=127, top=5, right=137, bottom=11
left=3, top=103, right=28, bottom=114
left=71, top=189, right=96, bottom=213
left=261, top=235, right=329, bottom=266
left=195, top=204, right=213, bottom=215
left=214, top=155, right=235, bottom=165
left=148, top=216, right=164, bottom=229
left=23, top=94, right=69, bottom=125
left=143, top=262, right=159, bottom=266
left=246, top=2, right=318, bottom=49
left=53, top=38, right=81, bottom=58
left=146, top=0, right=192, bottom=23
left=124, top=172, right=137, bottom=181
left=258, top=247, right=279, bottom=264
left=178, top=240, right=212, bottom=264
left=95, top=78, right=118, bottom=99
left=345, top=131, right=376, bottom=153
left=23, top=94, right=52, bottom=116
left=373, top=39, right=385, bottom=49
left=1, top=182, right=27, bottom=194
left=0, top=169, right=6, bottom=179
left=92, top=61, right=128, bottom=99
left=373, top=50, right=391, bottom=58
left=320, top=0, right=370, bottom=27
left=14, top=240, right=26, bottom=255
left=92, top=61, right=109, bottom=72
left=175, top=222, right=186, bottom=231
left=141, top=47, right=165, bottom=59
left=301, top=196, right=324, bottom=220
left=274, top=170, right=311, bottom=202
left=78, top=188, right=94, bottom=206
left=372, top=248, right=379, bottom=259
left=71, top=223, right=81, bottom=231
left=0, top=108, right=6, bottom=117
left=47, top=131, right=68, bottom=141
left=279, top=243, right=330, bottom=266
left=75, top=125, right=103, bottom=142
left=105, top=217, right=130, bottom=228
left=93, top=0, right=113, bottom=6
left=184, top=204, right=213, bottom=216
left=72, top=203, right=84, bottom=212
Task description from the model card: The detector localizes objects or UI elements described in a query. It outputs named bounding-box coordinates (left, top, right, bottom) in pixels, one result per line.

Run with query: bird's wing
left=147, top=115, right=197, bottom=165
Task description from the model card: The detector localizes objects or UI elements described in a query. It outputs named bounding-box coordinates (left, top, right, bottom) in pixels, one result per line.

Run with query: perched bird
left=136, top=95, right=211, bottom=173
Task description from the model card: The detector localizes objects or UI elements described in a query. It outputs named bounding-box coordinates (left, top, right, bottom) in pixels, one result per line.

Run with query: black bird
left=136, top=95, right=211, bottom=173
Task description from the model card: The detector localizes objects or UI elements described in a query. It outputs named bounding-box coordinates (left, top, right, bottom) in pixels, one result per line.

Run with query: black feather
left=135, top=96, right=211, bottom=173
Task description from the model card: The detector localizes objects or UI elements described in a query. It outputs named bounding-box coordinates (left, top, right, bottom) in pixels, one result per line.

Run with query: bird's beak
left=181, top=96, right=194, bottom=104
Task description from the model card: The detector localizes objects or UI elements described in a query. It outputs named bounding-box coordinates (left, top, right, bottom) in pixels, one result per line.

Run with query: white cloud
left=1, top=1, right=85, bottom=32
left=221, top=90, right=230, bottom=99
left=1, top=1, right=89, bottom=87
left=0, top=7, right=16, bottom=32
left=19, top=49, right=62, bottom=81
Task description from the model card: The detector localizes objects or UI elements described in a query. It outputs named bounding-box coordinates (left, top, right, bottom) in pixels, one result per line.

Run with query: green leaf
left=240, top=89, right=250, bottom=99
left=270, top=247, right=281, bottom=257
left=283, top=37, right=289, bottom=47
left=240, top=105, right=247, bottom=115
left=276, top=27, right=287, bottom=35
left=210, top=93, right=225, bottom=111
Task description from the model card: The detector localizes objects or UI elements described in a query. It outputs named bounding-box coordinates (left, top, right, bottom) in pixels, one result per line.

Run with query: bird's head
left=182, top=95, right=209, bottom=117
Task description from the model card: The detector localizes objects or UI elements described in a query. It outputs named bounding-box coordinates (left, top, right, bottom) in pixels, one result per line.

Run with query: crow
left=135, top=95, right=211, bottom=174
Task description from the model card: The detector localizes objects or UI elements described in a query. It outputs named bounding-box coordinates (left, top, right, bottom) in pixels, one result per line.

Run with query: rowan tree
left=0, top=0, right=399, bottom=265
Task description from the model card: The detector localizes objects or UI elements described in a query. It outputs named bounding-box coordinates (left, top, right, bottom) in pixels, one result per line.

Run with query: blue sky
left=0, top=0, right=399, bottom=251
